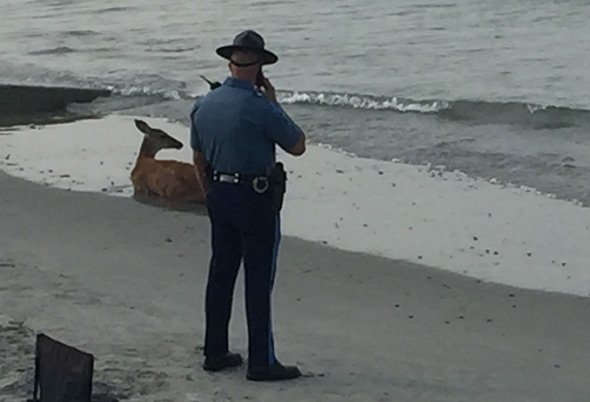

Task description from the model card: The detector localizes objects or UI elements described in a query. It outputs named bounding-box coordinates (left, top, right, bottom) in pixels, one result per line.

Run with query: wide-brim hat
left=216, top=30, right=278, bottom=65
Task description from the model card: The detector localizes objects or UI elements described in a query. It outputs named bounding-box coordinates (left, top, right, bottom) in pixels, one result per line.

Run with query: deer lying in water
left=131, top=119, right=205, bottom=203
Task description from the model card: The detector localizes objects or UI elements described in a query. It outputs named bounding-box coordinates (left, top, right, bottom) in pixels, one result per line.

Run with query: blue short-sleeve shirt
left=190, top=77, right=302, bottom=174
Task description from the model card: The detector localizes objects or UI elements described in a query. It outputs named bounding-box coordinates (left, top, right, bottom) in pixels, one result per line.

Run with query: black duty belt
left=212, top=171, right=270, bottom=194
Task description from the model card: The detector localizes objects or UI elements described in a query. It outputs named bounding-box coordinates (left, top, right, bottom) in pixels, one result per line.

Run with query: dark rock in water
left=0, top=84, right=110, bottom=114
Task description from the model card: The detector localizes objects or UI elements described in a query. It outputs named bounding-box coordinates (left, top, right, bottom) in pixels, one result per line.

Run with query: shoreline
left=1, top=168, right=590, bottom=401
left=1, top=115, right=589, bottom=297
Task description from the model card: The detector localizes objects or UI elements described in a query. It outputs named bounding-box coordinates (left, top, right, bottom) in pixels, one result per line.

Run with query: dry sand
left=1, top=170, right=589, bottom=401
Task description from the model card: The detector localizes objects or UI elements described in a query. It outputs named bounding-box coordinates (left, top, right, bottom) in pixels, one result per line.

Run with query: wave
left=279, top=91, right=446, bottom=113
left=27, top=46, right=76, bottom=56
left=94, top=6, right=136, bottom=14
left=438, top=100, right=590, bottom=128
left=84, top=82, right=590, bottom=129
left=65, top=29, right=98, bottom=37
left=279, top=91, right=590, bottom=129
left=5, top=77, right=589, bottom=130
left=108, top=85, right=184, bottom=101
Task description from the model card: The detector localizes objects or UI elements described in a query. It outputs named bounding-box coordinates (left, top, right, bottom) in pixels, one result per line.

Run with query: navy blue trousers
left=204, top=182, right=280, bottom=368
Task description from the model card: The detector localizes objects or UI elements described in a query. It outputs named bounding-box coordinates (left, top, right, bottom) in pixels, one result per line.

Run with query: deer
left=131, top=119, right=205, bottom=203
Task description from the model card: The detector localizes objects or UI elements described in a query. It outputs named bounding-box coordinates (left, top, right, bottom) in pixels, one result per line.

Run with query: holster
left=268, top=162, right=287, bottom=213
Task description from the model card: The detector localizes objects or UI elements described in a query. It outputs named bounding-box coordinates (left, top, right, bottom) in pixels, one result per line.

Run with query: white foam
left=111, top=85, right=183, bottom=100
left=1, top=115, right=589, bottom=297
left=279, top=91, right=446, bottom=113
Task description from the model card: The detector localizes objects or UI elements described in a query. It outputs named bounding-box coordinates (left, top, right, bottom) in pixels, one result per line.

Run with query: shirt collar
left=223, top=77, right=255, bottom=90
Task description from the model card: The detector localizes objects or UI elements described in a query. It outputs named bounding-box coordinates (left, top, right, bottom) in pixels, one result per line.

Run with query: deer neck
left=137, top=138, right=160, bottom=160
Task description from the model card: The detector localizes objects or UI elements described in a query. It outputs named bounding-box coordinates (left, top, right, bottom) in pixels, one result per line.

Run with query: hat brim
left=216, top=45, right=278, bottom=65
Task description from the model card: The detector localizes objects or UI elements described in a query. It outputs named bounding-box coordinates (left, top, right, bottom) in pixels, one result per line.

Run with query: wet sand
left=1, top=170, right=589, bottom=401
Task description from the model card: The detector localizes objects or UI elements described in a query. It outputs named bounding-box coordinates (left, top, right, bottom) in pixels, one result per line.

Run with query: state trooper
left=190, top=30, right=306, bottom=381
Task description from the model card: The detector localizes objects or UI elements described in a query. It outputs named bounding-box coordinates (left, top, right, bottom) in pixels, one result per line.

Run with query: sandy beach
left=2, top=1, right=590, bottom=399
left=1, top=164, right=589, bottom=401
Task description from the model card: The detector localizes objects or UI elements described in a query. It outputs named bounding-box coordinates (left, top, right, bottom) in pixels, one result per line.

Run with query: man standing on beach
left=190, top=30, right=306, bottom=381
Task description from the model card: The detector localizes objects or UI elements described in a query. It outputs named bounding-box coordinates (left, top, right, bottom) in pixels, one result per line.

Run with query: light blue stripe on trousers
left=268, top=214, right=281, bottom=364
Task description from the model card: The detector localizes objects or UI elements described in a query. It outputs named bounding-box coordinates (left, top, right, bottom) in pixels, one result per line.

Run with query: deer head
left=134, top=119, right=183, bottom=157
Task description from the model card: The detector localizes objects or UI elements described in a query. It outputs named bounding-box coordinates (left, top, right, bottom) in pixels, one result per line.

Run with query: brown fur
left=130, top=119, right=205, bottom=203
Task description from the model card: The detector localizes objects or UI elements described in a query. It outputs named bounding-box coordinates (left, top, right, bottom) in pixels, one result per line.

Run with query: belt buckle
left=252, top=176, right=269, bottom=193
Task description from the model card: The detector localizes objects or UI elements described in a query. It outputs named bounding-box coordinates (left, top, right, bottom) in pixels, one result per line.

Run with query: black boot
left=247, top=362, right=302, bottom=381
left=203, top=352, right=243, bottom=372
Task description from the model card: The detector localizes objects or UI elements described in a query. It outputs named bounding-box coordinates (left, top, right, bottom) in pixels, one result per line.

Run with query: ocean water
left=1, top=0, right=590, bottom=205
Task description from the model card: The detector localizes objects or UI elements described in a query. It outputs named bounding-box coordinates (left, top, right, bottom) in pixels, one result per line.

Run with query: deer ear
left=134, top=119, right=151, bottom=134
